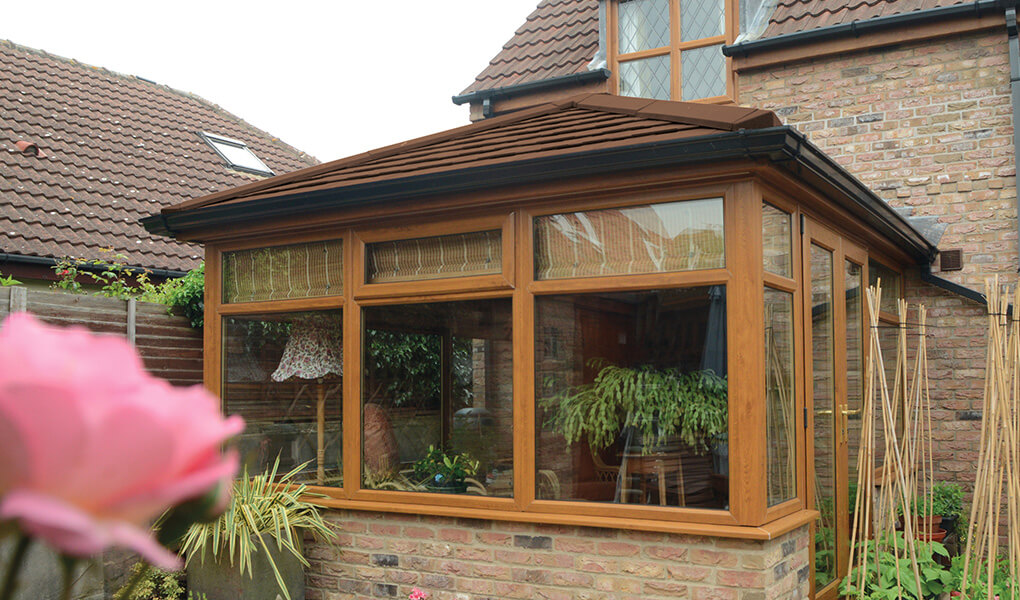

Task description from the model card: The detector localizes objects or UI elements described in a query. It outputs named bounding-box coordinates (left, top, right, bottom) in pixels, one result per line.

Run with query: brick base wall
left=305, top=511, right=810, bottom=600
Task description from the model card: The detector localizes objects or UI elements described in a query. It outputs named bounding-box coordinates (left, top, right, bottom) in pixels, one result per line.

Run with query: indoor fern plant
left=179, top=458, right=334, bottom=600
left=539, top=361, right=727, bottom=454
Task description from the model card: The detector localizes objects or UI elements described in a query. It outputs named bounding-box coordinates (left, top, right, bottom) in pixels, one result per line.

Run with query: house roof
left=144, top=94, right=935, bottom=263
left=460, top=0, right=600, bottom=95
left=0, top=40, right=318, bottom=274
left=155, top=94, right=780, bottom=216
left=460, top=0, right=969, bottom=97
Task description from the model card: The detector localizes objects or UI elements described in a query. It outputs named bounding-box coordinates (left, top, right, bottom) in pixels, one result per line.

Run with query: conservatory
left=144, top=94, right=935, bottom=599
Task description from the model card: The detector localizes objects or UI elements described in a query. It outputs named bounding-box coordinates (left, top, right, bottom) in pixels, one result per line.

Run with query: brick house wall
left=740, top=29, right=1017, bottom=288
left=737, top=29, right=1014, bottom=492
left=305, top=512, right=809, bottom=600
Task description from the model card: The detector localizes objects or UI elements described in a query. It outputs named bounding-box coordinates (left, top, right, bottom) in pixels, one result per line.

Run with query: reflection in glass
left=811, top=245, right=836, bottom=588
left=763, top=204, right=792, bottom=277
left=765, top=288, right=795, bottom=506
left=681, top=0, right=724, bottom=41
left=846, top=261, right=864, bottom=513
left=681, top=45, right=726, bottom=101
left=223, top=311, right=343, bottom=486
left=222, top=239, right=343, bottom=303
left=366, top=230, right=501, bottom=284
left=534, top=199, right=724, bottom=280
left=361, top=299, right=513, bottom=497
left=536, top=286, right=728, bottom=508
left=618, top=0, right=671, bottom=54
left=619, top=54, right=672, bottom=100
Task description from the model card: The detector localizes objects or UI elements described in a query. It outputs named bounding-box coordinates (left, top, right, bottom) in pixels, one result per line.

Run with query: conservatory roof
left=142, top=94, right=936, bottom=262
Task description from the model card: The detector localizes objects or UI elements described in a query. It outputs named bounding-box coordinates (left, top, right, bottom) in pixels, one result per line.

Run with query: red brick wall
left=305, top=512, right=810, bottom=600
left=740, top=29, right=1017, bottom=289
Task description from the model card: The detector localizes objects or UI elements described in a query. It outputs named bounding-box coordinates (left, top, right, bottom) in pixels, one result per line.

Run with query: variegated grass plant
left=179, top=458, right=335, bottom=600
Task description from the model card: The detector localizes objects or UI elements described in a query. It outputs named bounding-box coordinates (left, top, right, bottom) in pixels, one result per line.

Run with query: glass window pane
left=366, top=230, right=501, bottom=284
left=536, top=286, right=728, bottom=508
left=362, top=299, right=513, bottom=497
left=846, top=261, right=864, bottom=513
left=222, top=239, right=343, bottom=303
left=619, top=54, right=672, bottom=100
left=681, top=0, right=724, bottom=41
left=534, top=198, right=724, bottom=280
left=681, top=44, right=726, bottom=101
left=765, top=288, right=795, bottom=506
left=868, top=259, right=901, bottom=315
left=224, top=310, right=343, bottom=486
left=618, top=0, right=671, bottom=54
left=763, top=203, right=792, bottom=277
left=811, top=245, right=836, bottom=588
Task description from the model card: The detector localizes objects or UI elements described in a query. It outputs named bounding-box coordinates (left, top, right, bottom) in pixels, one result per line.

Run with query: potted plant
left=930, top=481, right=964, bottom=535
left=179, top=458, right=335, bottom=600
left=412, top=445, right=480, bottom=493
left=539, top=362, right=727, bottom=455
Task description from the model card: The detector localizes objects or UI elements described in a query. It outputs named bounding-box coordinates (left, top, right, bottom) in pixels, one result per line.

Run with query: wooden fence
left=0, top=286, right=203, bottom=387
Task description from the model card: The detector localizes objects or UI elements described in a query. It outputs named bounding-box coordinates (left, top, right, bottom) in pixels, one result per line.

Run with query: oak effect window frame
left=205, top=182, right=831, bottom=539
left=608, top=0, right=739, bottom=103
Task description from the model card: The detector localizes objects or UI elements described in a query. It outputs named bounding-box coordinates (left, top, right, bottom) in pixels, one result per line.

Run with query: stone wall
left=305, top=511, right=810, bottom=600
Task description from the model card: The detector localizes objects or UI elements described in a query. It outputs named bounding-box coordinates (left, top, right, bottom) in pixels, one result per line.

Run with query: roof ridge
left=0, top=39, right=318, bottom=165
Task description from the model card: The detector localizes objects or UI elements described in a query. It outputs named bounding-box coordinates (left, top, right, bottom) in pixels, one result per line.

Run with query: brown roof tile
left=0, top=40, right=319, bottom=273
left=461, top=0, right=600, bottom=94
left=163, top=94, right=781, bottom=215
left=762, top=0, right=967, bottom=38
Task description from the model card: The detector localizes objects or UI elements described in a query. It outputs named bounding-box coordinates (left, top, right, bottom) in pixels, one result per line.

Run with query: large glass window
left=615, top=0, right=728, bottom=101
left=534, top=199, right=724, bottom=280
left=535, top=286, right=728, bottom=508
left=763, top=203, right=792, bottom=278
left=361, top=299, right=513, bottom=497
left=868, top=259, right=901, bottom=315
left=223, top=310, right=343, bottom=486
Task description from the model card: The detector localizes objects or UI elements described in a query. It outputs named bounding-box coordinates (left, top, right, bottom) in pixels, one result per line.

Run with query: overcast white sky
left=2, top=1, right=541, bottom=162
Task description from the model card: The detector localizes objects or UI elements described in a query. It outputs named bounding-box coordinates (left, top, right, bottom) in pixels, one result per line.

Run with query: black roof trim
left=724, top=0, right=1010, bottom=58
left=142, top=127, right=935, bottom=263
left=0, top=252, right=188, bottom=279
left=452, top=69, right=611, bottom=106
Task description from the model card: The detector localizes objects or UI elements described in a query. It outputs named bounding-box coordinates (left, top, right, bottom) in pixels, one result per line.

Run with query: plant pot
left=916, top=527, right=947, bottom=543
left=426, top=480, right=468, bottom=494
left=940, top=514, right=958, bottom=535
left=911, top=514, right=943, bottom=534
left=187, top=533, right=305, bottom=600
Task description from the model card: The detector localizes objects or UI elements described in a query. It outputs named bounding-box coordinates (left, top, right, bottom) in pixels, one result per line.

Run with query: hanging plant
left=539, top=361, right=727, bottom=454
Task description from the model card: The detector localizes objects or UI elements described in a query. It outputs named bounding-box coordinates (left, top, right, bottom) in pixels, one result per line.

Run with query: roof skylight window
left=199, top=132, right=274, bottom=176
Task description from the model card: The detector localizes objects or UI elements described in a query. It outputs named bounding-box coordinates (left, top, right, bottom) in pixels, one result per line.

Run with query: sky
left=2, top=1, right=541, bottom=162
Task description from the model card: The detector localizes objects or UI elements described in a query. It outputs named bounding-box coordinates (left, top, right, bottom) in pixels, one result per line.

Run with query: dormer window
left=610, top=0, right=734, bottom=102
left=199, top=132, right=274, bottom=176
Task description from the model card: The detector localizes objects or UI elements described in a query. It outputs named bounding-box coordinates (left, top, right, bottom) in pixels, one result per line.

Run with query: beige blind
left=534, top=198, right=724, bottom=280
left=366, top=230, right=501, bottom=284
left=222, top=239, right=343, bottom=303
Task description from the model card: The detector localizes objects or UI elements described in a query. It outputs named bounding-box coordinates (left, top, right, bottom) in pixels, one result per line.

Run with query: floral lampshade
left=271, top=314, right=343, bottom=382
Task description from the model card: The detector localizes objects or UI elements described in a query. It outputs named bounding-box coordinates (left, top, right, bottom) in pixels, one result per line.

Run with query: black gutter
left=1007, top=5, right=1020, bottom=271
left=920, top=264, right=987, bottom=305
left=452, top=69, right=611, bottom=115
left=723, top=1, right=1008, bottom=58
left=0, top=252, right=189, bottom=279
left=142, top=126, right=936, bottom=263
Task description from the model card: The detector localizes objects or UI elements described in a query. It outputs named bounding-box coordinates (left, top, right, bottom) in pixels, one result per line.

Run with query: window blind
left=366, top=230, right=501, bottom=284
left=222, top=239, right=343, bottom=303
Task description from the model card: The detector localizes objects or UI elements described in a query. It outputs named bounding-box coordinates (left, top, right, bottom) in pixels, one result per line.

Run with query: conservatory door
left=802, top=220, right=865, bottom=599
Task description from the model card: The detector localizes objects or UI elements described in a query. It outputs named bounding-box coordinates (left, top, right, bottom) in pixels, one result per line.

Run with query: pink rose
left=409, top=588, right=429, bottom=600
left=0, top=313, right=244, bottom=569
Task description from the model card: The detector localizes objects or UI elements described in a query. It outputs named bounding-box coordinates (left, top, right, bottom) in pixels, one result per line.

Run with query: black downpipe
left=920, top=264, right=987, bottom=305
left=1006, top=6, right=1020, bottom=271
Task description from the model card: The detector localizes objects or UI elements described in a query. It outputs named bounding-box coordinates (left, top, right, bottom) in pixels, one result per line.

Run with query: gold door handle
left=815, top=409, right=834, bottom=416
